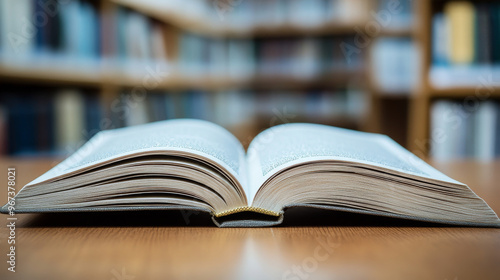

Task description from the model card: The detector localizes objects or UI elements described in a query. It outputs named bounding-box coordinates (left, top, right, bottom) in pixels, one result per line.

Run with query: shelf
left=0, top=61, right=104, bottom=87
left=0, top=61, right=364, bottom=91
left=112, top=0, right=410, bottom=38
left=429, top=65, right=500, bottom=94
left=227, top=23, right=367, bottom=38
left=0, top=59, right=181, bottom=89
left=378, top=27, right=414, bottom=37
left=429, top=66, right=500, bottom=98
left=429, top=87, right=500, bottom=98
left=372, top=89, right=412, bottom=98
left=249, top=69, right=365, bottom=90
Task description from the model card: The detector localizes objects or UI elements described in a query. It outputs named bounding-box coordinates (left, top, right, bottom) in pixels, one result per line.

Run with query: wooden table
left=0, top=158, right=499, bottom=280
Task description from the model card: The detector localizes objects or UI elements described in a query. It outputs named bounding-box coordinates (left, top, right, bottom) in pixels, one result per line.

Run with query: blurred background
left=0, top=0, right=498, bottom=160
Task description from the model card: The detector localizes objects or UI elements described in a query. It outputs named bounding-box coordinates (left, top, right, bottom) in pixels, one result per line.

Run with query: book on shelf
left=432, top=13, right=449, bottom=66
left=54, top=90, right=86, bottom=152
left=37, top=92, right=56, bottom=153
left=291, top=38, right=321, bottom=78
left=287, top=0, right=326, bottom=27
left=251, top=0, right=286, bottom=27
left=147, top=93, right=169, bottom=122
left=377, top=0, right=413, bottom=30
left=2, top=93, right=44, bottom=155
left=0, top=0, right=34, bottom=55
left=3, top=119, right=499, bottom=227
left=227, top=39, right=255, bottom=79
left=110, top=6, right=171, bottom=71
left=214, top=90, right=256, bottom=128
left=430, top=100, right=500, bottom=160
left=254, top=88, right=366, bottom=121
left=475, top=3, right=492, bottom=64
left=0, top=105, right=6, bottom=155
left=474, top=102, right=498, bottom=160
left=445, top=1, right=475, bottom=64
left=371, top=37, right=419, bottom=94
left=333, top=0, right=372, bottom=24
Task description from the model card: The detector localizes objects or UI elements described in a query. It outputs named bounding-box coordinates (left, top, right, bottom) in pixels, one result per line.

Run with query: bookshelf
left=0, top=0, right=417, bottom=156
left=408, top=0, right=500, bottom=160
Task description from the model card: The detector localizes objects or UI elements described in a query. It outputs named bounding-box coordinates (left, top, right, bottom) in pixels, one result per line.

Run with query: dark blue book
left=491, top=4, right=500, bottom=63
left=35, top=92, right=55, bottom=153
left=5, top=94, right=37, bottom=155
left=495, top=102, right=500, bottom=157
left=186, top=90, right=212, bottom=121
left=164, top=93, right=180, bottom=119
left=34, top=0, right=47, bottom=53
left=147, top=93, right=167, bottom=121
left=116, top=7, right=129, bottom=60
left=85, top=92, right=102, bottom=139
left=475, top=4, right=492, bottom=64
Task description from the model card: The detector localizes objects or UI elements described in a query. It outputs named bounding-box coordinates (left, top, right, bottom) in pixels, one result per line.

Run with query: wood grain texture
left=0, top=158, right=499, bottom=280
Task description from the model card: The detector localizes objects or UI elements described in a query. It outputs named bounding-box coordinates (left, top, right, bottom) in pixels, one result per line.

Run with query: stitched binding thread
left=215, top=206, right=280, bottom=217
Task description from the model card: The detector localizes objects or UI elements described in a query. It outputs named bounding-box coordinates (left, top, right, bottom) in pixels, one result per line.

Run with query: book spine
left=54, top=90, right=86, bottom=153
left=474, top=102, right=498, bottom=160
left=0, top=105, right=7, bottom=155
left=445, top=1, right=475, bottom=64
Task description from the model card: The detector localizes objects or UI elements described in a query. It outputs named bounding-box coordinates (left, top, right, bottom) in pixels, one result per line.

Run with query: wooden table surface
left=0, top=158, right=499, bottom=280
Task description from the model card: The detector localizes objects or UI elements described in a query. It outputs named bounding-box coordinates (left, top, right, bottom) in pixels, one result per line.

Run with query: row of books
left=112, top=88, right=366, bottom=128
left=0, top=89, right=101, bottom=156
left=0, top=0, right=169, bottom=69
left=0, top=0, right=368, bottom=79
left=431, top=100, right=500, bottom=160
left=432, top=1, right=500, bottom=66
left=180, top=35, right=364, bottom=79
left=0, top=88, right=366, bottom=156
left=0, top=0, right=415, bottom=80
left=1, top=0, right=101, bottom=59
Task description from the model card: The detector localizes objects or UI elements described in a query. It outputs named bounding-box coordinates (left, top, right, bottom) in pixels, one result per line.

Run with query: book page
left=246, top=123, right=461, bottom=204
left=27, top=119, right=247, bottom=189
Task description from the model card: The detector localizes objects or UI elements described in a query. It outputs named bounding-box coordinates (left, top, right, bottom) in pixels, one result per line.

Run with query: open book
left=2, top=119, right=499, bottom=227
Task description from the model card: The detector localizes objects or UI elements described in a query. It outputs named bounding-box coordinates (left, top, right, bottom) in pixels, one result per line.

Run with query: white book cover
left=474, top=102, right=498, bottom=160
left=55, top=90, right=86, bottom=153
left=0, top=0, right=34, bottom=56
